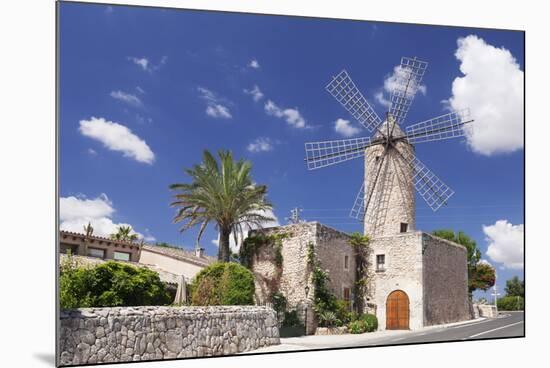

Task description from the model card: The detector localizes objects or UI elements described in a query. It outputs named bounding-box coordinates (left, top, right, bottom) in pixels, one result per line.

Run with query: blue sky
left=59, top=3, right=524, bottom=300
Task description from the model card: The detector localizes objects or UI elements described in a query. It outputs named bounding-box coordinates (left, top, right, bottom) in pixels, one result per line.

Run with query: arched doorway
left=386, top=290, right=410, bottom=330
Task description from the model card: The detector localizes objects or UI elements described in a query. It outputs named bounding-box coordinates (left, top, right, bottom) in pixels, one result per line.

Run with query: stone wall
left=422, top=233, right=470, bottom=326
left=473, top=304, right=498, bottom=318
left=58, top=306, right=279, bottom=366
left=368, top=232, right=424, bottom=330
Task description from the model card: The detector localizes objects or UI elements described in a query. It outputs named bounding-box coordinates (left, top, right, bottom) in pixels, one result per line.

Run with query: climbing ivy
left=348, top=232, right=370, bottom=313
left=306, top=242, right=340, bottom=326
left=240, top=232, right=289, bottom=269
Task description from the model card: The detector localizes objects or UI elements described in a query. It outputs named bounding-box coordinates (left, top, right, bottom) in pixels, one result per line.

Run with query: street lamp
left=304, top=285, right=310, bottom=335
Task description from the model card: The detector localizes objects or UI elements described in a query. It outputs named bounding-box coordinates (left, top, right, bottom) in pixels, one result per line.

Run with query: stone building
left=60, top=230, right=142, bottom=262
left=249, top=222, right=470, bottom=332
left=249, top=222, right=354, bottom=334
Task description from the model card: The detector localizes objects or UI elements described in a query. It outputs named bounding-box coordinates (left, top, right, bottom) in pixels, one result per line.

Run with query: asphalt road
left=335, top=311, right=524, bottom=348
left=252, top=311, right=524, bottom=353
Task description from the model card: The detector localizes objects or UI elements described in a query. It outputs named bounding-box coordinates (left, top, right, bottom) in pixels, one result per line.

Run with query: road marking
left=467, top=321, right=524, bottom=338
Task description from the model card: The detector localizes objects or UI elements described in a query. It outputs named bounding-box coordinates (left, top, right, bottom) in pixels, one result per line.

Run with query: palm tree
left=109, top=225, right=139, bottom=243
left=170, top=150, right=274, bottom=262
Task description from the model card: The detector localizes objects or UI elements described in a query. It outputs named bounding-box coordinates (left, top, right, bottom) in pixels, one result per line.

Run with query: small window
left=88, top=247, right=105, bottom=259
left=344, top=255, right=349, bottom=270
left=376, top=254, right=386, bottom=271
left=400, top=222, right=408, bottom=233
left=114, top=251, right=131, bottom=261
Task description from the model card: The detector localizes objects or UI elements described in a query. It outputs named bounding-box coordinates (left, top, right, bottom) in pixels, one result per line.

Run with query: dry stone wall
left=58, top=306, right=279, bottom=366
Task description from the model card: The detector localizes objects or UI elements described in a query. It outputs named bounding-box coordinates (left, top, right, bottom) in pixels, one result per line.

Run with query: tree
left=83, top=222, right=94, bottom=237
left=109, top=225, right=139, bottom=242
left=432, top=229, right=495, bottom=294
left=170, top=150, right=274, bottom=262
left=189, top=262, right=255, bottom=305
left=504, top=276, right=524, bottom=297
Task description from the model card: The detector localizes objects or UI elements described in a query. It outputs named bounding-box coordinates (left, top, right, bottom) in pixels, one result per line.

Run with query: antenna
left=286, top=207, right=304, bottom=224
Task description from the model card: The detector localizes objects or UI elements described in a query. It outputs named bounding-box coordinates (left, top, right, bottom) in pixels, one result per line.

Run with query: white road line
left=467, top=321, right=524, bottom=338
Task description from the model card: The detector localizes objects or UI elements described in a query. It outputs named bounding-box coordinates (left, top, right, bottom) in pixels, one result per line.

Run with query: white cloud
left=248, top=59, right=260, bottom=69
left=87, top=148, right=97, bottom=156
left=128, top=57, right=149, bottom=71
left=60, top=193, right=145, bottom=239
left=244, top=85, right=264, bottom=102
left=384, top=65, right=427, bottom=97
left=334, top=118, right=360, bottom=137
left=212, top=209, right=280, bottom=253
left=374, top=64, right=427, bottom=109
left=198, top=86, right=232, bottom=119
left=446, top=35, right=524, bottom=156
left=374, top=91, right=391, bottom=109
left=206, top=104, right=232, bottom=119
left=79, top=117, right=155, bottom=164
left=484, top=220, right=524, bottom=270
left=110, top=90, right=142, bottom=107
left=264, top=99, right=308, bottom=129
left=247, top=137, right=274, bottom=153
left=127, top=56, right=167, bottom=72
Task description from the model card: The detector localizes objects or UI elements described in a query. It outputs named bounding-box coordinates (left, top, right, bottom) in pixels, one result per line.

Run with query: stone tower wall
left=363, top=140, right=415, bottom=237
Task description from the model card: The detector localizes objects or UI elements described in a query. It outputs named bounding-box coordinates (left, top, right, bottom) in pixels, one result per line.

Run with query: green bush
left=317, top=310, right=341, bottom=328
left=60, top=257, right=172, bottom=309
left=334, top=299, right=355, bottom=326
left=348, top=314, right=378, bottom=334
left=497, top=296, right=524, bottom=311
left=190, top=262, right=255, bottom=305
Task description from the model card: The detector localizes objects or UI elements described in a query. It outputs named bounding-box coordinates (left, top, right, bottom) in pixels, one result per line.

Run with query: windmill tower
left=305, top=57, right=473, bottom=237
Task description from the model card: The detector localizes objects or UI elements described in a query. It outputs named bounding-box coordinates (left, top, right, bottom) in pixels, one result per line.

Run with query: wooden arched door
left=386, top=290, right=410, bottom=330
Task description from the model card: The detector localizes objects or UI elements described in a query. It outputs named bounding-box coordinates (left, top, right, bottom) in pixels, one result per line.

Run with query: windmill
left=304, top=57, right=473, bottom=237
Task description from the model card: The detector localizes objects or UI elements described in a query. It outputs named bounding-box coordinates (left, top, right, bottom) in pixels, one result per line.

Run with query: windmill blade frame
left=404, top=109, right=473, bottom=144
left=304, top=136, right=381, bottom=170
left=389, top=57, right=428, bottom=125
left=392, top=142, right=454, bottom=211
left=326, top=70, right=383, bottom=132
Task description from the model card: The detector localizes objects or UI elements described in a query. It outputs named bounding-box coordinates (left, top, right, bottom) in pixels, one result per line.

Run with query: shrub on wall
left=60, top=256, right=172, bottom=309
left=190, top=262, right=255, bottom=306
